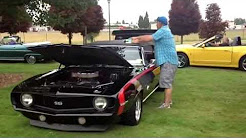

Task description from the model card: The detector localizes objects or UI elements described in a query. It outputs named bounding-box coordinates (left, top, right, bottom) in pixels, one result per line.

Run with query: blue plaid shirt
left=152, top=26, right=178, bottom=66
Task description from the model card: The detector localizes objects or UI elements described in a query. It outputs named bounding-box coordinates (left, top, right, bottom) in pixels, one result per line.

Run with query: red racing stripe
left=117, top=66, right=156, bottom=115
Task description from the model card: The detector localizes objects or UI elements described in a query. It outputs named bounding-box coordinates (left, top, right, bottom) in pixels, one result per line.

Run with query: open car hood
left=28, top=44, right=133, bottom=67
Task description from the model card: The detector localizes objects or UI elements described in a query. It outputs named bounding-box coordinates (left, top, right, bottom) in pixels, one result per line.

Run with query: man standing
left=132, top=16, right=178, bottom=109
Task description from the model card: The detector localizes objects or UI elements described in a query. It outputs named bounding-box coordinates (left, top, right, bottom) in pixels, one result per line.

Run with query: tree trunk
left=181, top=35, right=184, bottom=44
left=68, top=32, right=72, bottom=45
left=83, top=26, right=88, bottom=45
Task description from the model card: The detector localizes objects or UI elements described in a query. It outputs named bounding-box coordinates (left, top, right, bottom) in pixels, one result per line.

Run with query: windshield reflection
left=109, top=47, right=142, bottom=65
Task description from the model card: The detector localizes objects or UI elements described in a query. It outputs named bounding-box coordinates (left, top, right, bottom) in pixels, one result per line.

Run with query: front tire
left=239, top=56, right=246, bottom=71
left=121, top=95, right=142, bottom=126
left=25, top=55, right=37, bottom=64
left=178, top=53, right=189, bottom=68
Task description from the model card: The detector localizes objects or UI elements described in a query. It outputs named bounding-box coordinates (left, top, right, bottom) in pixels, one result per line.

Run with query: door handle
left=224, top=50, right=231, bottom=52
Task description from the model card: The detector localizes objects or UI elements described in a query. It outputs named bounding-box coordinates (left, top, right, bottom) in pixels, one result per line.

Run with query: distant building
left=227, top=21, right=236, bottom=30
left=235, top=24, right=246, bottom=30
left=102, top=22, right=138, bottom=32
left=226, top=21, right=246, bottom=30
left=150, top=21, right=157, bottom=29
left=29, top=25, right=52, bottom=32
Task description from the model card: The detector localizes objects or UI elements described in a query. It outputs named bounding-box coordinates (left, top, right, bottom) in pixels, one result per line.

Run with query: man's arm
left=132, top=35, right=153, bottom=43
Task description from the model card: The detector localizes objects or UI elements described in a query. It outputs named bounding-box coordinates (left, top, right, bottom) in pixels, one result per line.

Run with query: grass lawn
left=0, top=63, right=245, bottom=137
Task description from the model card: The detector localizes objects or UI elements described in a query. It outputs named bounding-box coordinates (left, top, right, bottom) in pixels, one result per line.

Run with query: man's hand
left=131, top=37, right=140, bottom=43
left=131, top=35, right=153, bottom=44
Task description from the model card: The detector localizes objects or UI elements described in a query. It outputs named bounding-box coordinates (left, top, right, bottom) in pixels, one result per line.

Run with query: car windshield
left=0, top=37, right=19, bottom=45
left=192, top=38, right=208, bottom=46
left=109, top=47, right=143, bottom=65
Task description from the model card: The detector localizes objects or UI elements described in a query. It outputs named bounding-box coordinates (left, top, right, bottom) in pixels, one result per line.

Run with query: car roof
left=112, top=30, right=157, bottom=40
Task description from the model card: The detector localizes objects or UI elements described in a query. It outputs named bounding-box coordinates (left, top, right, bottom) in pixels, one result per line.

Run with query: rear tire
left=121, top=95, right=142, bottom=126
left=25, top=56, right=37, bottom=64
left=239, top=56, right=246, bottom=71
left=177, top=53, right=189, bottom=68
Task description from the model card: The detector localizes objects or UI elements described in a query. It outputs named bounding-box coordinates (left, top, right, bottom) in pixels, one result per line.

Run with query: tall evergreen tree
left=138, top=15, right=144, bottom=28
left=169, top=0, right=201, bottom=44
left=122, top=20, right=126, bottom=24
left=143, top=12, right=150, bottom=29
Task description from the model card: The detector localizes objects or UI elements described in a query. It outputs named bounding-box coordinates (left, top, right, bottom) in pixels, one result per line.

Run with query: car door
left=140, top=47, right=160, bottom=101
left=139, top=66, right=160, bottom=102
left=12, top=44, right=29, bottom=59
left=0, top=45, right=15, bottom=60
left=192, top=45, right=233, bottom=66
left=0, top=45, right=6, bottom=59
left=1, top=44, right=28, bottom=60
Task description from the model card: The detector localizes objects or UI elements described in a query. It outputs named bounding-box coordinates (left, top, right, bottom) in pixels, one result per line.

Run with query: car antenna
left=58, top=64, right=62, bottom=69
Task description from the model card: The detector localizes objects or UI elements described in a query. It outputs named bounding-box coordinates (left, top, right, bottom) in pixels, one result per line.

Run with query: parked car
left=0, top=36, right=51, bottom=64
left=112, top=29, right=157, bottom=40
left=177, top=35, right=246, bottom=71
left=11, top=41, right=160, bottom=131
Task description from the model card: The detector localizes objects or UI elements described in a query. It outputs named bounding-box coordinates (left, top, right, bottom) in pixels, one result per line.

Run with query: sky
left=98, top=0, right=246, bottom=24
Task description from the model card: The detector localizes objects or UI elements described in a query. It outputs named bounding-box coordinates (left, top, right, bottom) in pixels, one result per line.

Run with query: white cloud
left=98, top=0, right=246, bottom=23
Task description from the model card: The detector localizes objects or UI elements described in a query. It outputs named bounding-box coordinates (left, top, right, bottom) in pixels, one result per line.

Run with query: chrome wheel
left=121, top=95, right=142, bottom=126
left=135, top=97, right=142, bottom=122
left=239, top=56, right=246, bottom=71
left=26, top=56, right=36, bottom=64
left=242, top=58, right=246, bottom=71
left=178, top=54, right=188, bottom=68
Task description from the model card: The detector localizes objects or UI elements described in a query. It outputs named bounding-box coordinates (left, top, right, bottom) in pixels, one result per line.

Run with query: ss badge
left=54, top=101, right=63, bottom=106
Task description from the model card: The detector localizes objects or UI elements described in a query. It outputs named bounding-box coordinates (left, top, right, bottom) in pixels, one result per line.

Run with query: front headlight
left=93, top=97, right=108, bottom=111
left=20, top=94, right=33, bottom=107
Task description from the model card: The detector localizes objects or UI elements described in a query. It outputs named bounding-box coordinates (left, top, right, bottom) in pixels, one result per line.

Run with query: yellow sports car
left=176, top=35, right=246, bottom=71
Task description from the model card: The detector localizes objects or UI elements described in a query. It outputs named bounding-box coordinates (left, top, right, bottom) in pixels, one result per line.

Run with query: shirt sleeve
left=152, top=29, right=165, bottom=41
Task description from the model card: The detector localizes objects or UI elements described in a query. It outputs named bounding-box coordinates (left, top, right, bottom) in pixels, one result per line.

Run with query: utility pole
left=107, top=0, right=111, bottom=41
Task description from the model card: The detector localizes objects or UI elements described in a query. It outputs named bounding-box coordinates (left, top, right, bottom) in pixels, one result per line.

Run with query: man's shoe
left=161, top=101, right=173, bottom=105
left=158, top=103, right=171, bottom=109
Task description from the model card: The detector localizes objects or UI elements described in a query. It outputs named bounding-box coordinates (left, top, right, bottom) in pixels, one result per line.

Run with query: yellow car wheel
left=239, top=56, right=246, bottom=71
left=178, top=53, right=189, bottom=68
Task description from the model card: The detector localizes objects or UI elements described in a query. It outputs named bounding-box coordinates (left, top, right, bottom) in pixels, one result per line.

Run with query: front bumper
left=30, top=120, right=109, bottom=132
left=14, top=106, right=115, bottom=131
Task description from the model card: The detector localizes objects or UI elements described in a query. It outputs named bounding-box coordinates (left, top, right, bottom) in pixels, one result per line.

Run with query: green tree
left=0, top=1, right=32, bottom=35
left=143, top=12, right=150, bottom=29
left=46, top=0, right=99, bottom=44
left=169, top=0, right=201, bottom=44
left=79, top=5, right=105, bottom=44
left=138, top=15, right=144, bottom=28
left=234, top=18, right=246, bottom=25
left=199, top=3, right=228, bottom=39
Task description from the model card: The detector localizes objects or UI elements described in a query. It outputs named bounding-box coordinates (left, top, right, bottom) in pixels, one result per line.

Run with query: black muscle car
left=11, top=41, right=160, bottom=131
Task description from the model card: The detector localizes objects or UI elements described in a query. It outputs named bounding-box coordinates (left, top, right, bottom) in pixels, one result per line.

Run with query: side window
left=143, top=46, right=154, bottom=64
